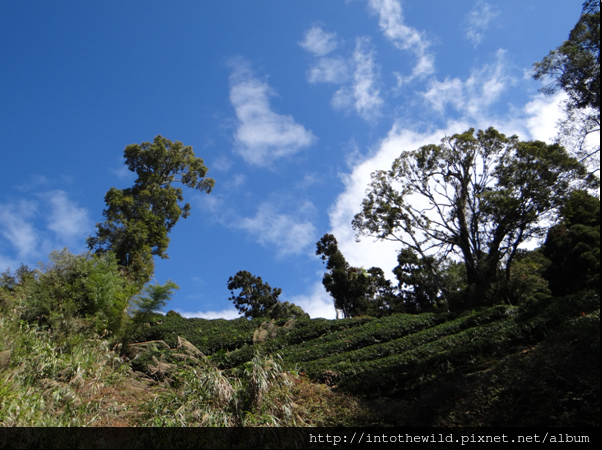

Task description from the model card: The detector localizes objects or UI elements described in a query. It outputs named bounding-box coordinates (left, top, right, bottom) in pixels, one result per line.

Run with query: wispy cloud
left=465, top=1, right=500, bottom=47
left=211, top=154, right=233, bottom=172
left=307, top=56, right=350, bottom=84
left=43, top=190, right=90, bottom=243
left=0, top=191, right=91, bottom=267
left=228, top=57, right=316, bottom=167
left=194, top=192, right=318, bottom=259
left=299, top=27, right=339, bottom=57
left=301, top=27, right=382, bottom=121
left=237, top=201, right=318, bottom=258
left=352, top=37, right=383, bottom=119
left=0, top=200, right=39, bottom=260
left=332, top=37, right=383, bottom=120
left=423, top=49, right=512, bottom=118
left=225, top=173, right=247, bottom=190
left=367, top=0, right=434, bottom=82
left=295, top=173, right=322, bottom=190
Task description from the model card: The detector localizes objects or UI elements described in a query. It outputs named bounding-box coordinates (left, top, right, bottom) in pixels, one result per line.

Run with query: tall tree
left=87, top=136, right=214, bottom=285
left=352, top=127, right=592, bottom=304
left=533, top=0, right=600, bottom=173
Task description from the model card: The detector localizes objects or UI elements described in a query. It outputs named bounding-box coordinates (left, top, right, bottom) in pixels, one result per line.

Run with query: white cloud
left=285, top=281, right=336, bottom=319
left=367, top=0, right=434, bottom=81
left=43, top=190, right=90, bottom=243
left=307, top=56, right=350, bottom=84
left=179, top=308, right=242, bottom=320
left=0, top=200, right=38, bottom=259
left=423, top=49, right=512, bottom=118
left=351, top=37, right=383, bottom=119
left=299, top=27, right=339, bottom=57
left=465, top=1, right=500, bottom=47
left=193, top=192, right=318, bottom=260
left=193, top=191, right=225, bottom=215
left=237, top=202, right=318, bottom=258
left=0, top=191, right=92, bottom=269
left=110, top=164, right=134, bottom=182
left=522, top=92, right=567, bottom=142
left=295, top=173, right=322, bottom=190
left=228, top=58, right=316, bottom=167
left=329, top=125, right=463, bottom=280
left=331, top=37, right=383, bottom=120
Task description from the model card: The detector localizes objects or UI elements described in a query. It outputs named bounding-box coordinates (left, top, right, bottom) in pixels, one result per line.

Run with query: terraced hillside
left=130, top=292, right=600, bottom=426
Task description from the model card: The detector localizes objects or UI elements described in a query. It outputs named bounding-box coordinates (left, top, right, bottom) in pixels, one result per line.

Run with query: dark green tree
left=364, top=266, right=397, bottom=316
left=87, top=136, right=214, bottom=285
left=393, top=249, right=443, bottom=312
left=533, top=0, right=600, bottom=172
left=542, top=190, right=600, bottom=295
left=316, top=233, right=390, bottom=318
left=264, top=301, right=309, bottom=320
left=227, top=270, right=282, bottom=319
left=352, top=127, right=593, bottom=305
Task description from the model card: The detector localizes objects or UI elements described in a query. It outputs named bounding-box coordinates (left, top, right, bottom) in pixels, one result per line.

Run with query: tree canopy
left=87, top=136, right=214, bottom=285
left=352, top=127, right=592, bottom=302
left=227, top=270, right=283, bottom=319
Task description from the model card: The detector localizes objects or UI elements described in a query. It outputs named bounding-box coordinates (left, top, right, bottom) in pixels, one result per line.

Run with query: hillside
left=131, top=293, right=600, bottom=427
left=1, top=282, right=598, bottom=428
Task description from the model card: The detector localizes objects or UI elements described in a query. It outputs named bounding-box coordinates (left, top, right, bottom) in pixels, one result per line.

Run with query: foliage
left=533, top=0, right=599, bottom=113
left=142, top=349, right=359, bottom=428
left=316, top=233, right=394, bottom=318
left=543, top=190, right=600, bottom=295
left=265, top=301, right=309, bottom=320
left=352, top=127, right=592, bottom=305
left=1, top=256, right=598, bottom=428
left=15, top=249, right=135, bottom=336
left=87, top=136, right=215, bottom=285
left=227, top=270, right=285, bottom=319
left=492, top=249, right=551, bottom=306
left=393, top=249, right=447, bottom=312
left=129, top=280, right=179, bottom=324
left=0, top=302, right=149, bottom=427
left=533, top=0, right=600, bottom=174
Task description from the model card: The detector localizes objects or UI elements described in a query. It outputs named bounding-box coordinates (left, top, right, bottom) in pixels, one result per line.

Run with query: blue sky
left=0, top=0, right=588, bottom=319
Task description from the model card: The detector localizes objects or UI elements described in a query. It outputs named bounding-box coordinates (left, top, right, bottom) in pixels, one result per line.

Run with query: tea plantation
left=130, top=291, right=600, bottom=426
